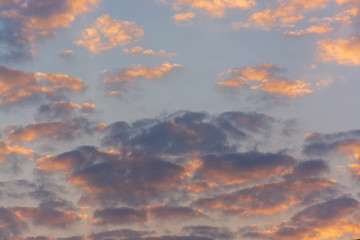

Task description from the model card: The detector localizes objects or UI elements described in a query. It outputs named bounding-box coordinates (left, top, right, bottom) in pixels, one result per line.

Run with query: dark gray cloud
left=194, top=152, right=296, bottom=185
left=182, top=225, right=237, bottom=240
left=194, top=177, right=338, bottom=215
left=93, top=207, right=147, bottom=225
left=283, top=159, right=329, bottom=179
left=88, top=229, right=150, bottom=240
left=0, top=0, right=98, bottom=61
left=36, top=146, right=185, bottom=206
left=303, top=130, right=360, bottom=156
left=35, top=101, right=95, bottom=121
left=102, top=111, right=278, bottom=155
left=148, top=205, right=204, bottom=220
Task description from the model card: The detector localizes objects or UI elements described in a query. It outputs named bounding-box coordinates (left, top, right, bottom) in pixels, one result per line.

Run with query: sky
left=1, top=0, right=360, bottom=239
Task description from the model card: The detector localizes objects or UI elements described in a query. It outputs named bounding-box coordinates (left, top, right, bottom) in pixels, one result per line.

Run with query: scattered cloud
left=317, top=37, right=360, bottom=65
left=0, top=65, right=87, bottom=106
left=284, top=23, right=334, bottom=36
left=0, top=0, right=100, bottom=61
left=57, top=50, right=74, bottom=60
left=217, top=64, right=313, bottom=98
left=75, top=14, right=143, bottom=52
left=173, top=0, right=255, bottom=18
left=173, top=11, right=195, bottom=23
left=124, top=46, right=176, bottom=57
left=102, top=62, right=182, bottom=96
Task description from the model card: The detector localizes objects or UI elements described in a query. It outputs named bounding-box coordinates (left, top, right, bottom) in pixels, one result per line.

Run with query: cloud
left=302, top=130, right=360, bottom=159
left=173, top=11, right=195, bottom=23
left=283, top=159, right=329, bottom=179
left=7, top=119, right=93, bottom=144
left=35, top=101, right=95, bottom=121
left=13, top=206, right=79, bottom=228
left=194, top=177, right=337, bottom=215
left=102, top=111, right=276, bottom=155
left=217, top=64, right=313, bottom=98
left=194, top=152, right=296, bottom=185
left=242, top=0, right=331, bottom=28
left=75, top=14, right=143, bottom=52
left=173, top=0, right=255, bottom=18
left=182, top=225, right=237, bottom=240
left=0, top=140, right=34, bottom=162
left=270, top=196, right=360, bottom=239
left=0, top=65, right=87, bottom=106
left=284, top=23, right=334, bottom=36
left=57, top=50, right=74, bottom=60
left=36, top=146, right=185, bottom=206
left=147, top=205, right=204, bottom=220
left=317, top=37, right=360, bottom=65
left=102, top=62, right=182, bottom=96
left=124, top=46, right=176, bottom=57
left=0, top=0, right=99, bottom=61
left=93, top=207, right=147, bottom=225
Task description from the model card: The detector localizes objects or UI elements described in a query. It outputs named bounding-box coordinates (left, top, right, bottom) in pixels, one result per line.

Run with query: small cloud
left=217, top=64, right=313, bottom=98
left=173, top=11, right=195, bottom=23
left=284, top=23, right=334, bottom=36
left=317, top=37, right=360, bottom=65
left=124, top=46, right=176, bottom=57
left=57, top=50, right=74, bottom=60
left=75, top=14, right=144, bottom=53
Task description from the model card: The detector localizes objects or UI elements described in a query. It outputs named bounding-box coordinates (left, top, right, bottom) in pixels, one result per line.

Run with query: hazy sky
left=1, top=0, right=360, bottom=239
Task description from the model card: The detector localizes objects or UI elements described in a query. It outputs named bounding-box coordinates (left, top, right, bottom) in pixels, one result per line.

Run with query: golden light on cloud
left=317, top=37, right=360, bottom=65
left=75, top=14, right=144, bottom=52
left=217, top=64, right=313, bottom=98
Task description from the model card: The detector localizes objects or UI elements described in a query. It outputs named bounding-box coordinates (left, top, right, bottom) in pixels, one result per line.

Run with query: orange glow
left=317, top=37, right=360, bottom=65
left=75, top=14, right=144, bottom=52
left=338, top=140, right=360, bottom=160
left=173, top=11, right=195, bottom=23
left=103, top=62, right=182, bottom=83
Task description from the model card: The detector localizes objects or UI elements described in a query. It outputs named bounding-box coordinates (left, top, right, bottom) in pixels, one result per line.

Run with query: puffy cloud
left=242, top=0, right=331, bottom=28
left=0, top=65, right=86, bottom=106
left=102, top=111, right=276, bottom=155
left=317, top=37, right=360, bottom=65
left=75, top=14, right=143, bottom=52
left=102, top=62, right=182, bottom=96
left=0, top=207, right=25, bottom=237
left=217, top=64, right=313, bottom=98
left=35, top=101, right=95, bottom=121
left=194, top=152, right=296, bottom=185
left=0, top=0, right=99, bottom=61
left=124, top=46, right=176, bottom=57
left=194, top=177, right=337, bottom=215
left=174, top=0, right=255, bottom=18
left=7, top=119, right=92, bottom=144
left=36, top=146, right=185, bottom=205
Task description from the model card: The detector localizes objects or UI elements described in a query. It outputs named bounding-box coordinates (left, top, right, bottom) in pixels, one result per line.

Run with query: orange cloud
left=0, top=140, right=34, bottom=162
left=243, top=0, right=330, bottom=28
left=0, top=65, right=87, bottom=105
left=75, top=14, right=144, bottom=52
left=217, top=64, right=313, bottom=98
left=317, top=37, right=360, bottom=65
left=1, top=0, right=99, bottom=60
left=124, top=46, right=176, bottom=57
left=36, top=73, right=87, bottom=92
left=337, top=140, right=360, bottom=160
left=13, top=207, right=79, bottom=228
left=102, top=62, right=183, bottom=96
left=284, top=23, right=334, bottom=36
left=7, top=121, right=83, bottom=144
left=173, top=11, right=195, bottom=23
left=175, top=0, right=255, bottom=18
